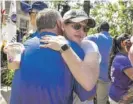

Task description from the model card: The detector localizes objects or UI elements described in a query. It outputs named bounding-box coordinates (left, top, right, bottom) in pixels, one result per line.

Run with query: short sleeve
left=80, top=40, right=101, bottom=63
left=115, top=55, right=132, bottom=72
left=74, top=80, right=96, bottom=101
left=80, top=40, right=99, bottom=53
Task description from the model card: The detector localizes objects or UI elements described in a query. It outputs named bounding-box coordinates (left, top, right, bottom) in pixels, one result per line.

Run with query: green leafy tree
left=83, top=1, right=91, bottom=16
left=89, top=0, right=133, bottom=36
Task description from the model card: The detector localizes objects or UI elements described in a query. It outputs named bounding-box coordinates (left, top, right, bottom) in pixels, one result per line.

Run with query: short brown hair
left=36, top=9, right=62, bottom=31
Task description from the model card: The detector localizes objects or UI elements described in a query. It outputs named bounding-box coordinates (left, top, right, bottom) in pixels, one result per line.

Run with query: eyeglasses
left=71, top=23, right=90, bottom=32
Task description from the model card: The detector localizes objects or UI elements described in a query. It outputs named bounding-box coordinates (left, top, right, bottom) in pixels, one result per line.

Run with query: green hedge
left=1, top=69, right=15, bottom=86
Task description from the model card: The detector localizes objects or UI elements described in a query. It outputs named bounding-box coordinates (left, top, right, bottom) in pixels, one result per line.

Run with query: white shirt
left=80, top=39, right=101, bottom=63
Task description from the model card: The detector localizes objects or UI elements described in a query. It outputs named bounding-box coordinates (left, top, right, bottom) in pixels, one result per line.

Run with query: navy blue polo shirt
left=10, top=32, right=94, bottom=104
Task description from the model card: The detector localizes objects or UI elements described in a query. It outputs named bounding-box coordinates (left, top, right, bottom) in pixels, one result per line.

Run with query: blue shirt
left=31, top=31, right=39, bottom=38
left=86, top=31, right=113, bottom=82
left=109, top=53, right=133, bottom=102
left=10, top=32, right=94, bottom=104
left=74, top=83, right=96, bottom=101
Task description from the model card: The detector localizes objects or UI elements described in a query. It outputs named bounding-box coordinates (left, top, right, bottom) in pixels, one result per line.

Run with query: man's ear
left=61, top=22, right=65, bottom=32
left=56, top=20, right=61, bottom=28
left=56, top=20, right=60, bottom=26
left=56, top=20, right=64, bottom=35
left=56, top=20, right=64, bottom=32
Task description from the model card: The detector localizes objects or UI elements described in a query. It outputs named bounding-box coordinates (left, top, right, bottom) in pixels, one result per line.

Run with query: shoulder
left=81, top=40, right=101, bottom=62
left=69, top=40, right=82, bottom=50
left=69, top=41, right=85, bottom=59
left=23, top=37, right=39, bottom=48
left=85, top=34, right=100, bottom=42
left=85, top=34, right=97, bottom=39
left=113, top=53, right=132, bottom=70
left=114, top=54, right=130, bottom=63
left=80, top=39, right=99, bottom=52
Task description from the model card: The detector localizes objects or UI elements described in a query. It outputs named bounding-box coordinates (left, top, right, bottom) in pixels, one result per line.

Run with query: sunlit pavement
left=0, top=86, right=11, bottom=104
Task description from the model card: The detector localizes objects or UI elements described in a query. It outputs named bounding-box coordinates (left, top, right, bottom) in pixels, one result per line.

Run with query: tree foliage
left=89, top=0, right=133, bottom=36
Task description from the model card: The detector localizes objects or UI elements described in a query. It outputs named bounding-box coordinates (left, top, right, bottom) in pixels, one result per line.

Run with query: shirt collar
left=37, top=31, right=56, bottom=38
left=101, top=31, right=110, bottom=36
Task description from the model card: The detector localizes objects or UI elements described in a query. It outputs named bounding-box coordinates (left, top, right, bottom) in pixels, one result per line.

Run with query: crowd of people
left=1, top=1, right=133, bottom=104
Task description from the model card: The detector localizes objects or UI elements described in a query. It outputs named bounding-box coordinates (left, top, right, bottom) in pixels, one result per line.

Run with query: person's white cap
left=63, top=9, right=96, bottom=28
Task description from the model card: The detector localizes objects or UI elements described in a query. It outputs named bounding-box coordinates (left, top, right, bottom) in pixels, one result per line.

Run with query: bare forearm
left=40, top=35, right=100, bottom=90
left=61, top=48, right=99, bottom=91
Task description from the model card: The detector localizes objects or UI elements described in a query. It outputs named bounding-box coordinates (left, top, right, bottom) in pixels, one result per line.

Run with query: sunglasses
left=64, top=20, right=90, bottom=32
left=71, top=23, right=90, bottom=32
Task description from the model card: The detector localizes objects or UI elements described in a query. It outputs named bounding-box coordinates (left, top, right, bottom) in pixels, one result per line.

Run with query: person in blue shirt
left=85, top=21, right=113, bottom=104
left=21, top=1, right=48, bottom=43
left=40, top=9, right=101, bottom=104
left=10, top=9, right=100, bottom=104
